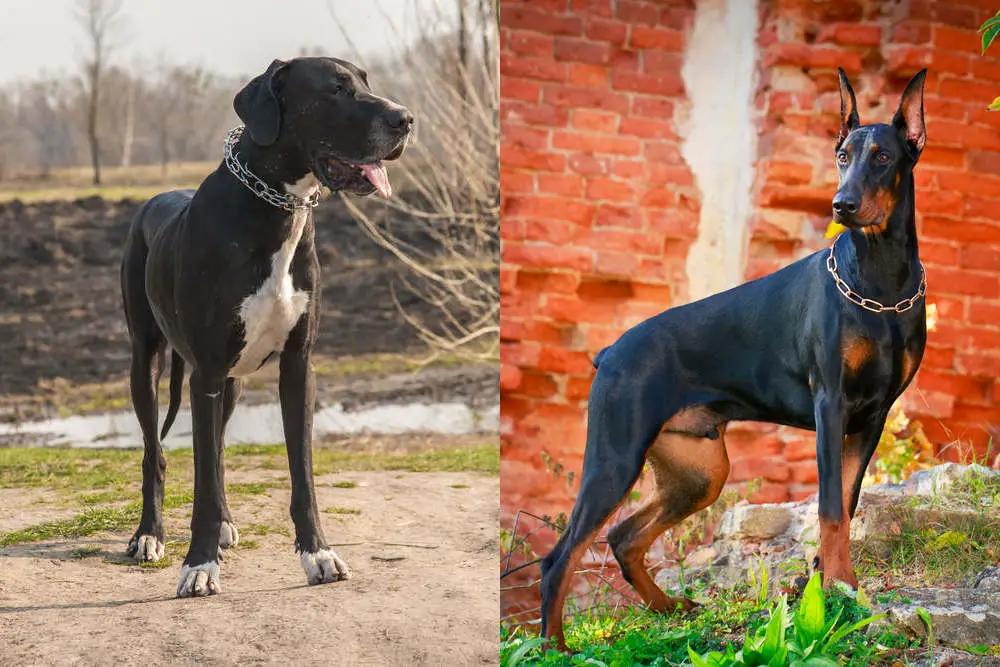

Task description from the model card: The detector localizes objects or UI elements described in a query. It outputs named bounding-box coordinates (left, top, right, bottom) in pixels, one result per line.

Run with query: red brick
left=966, top=299, right=1000, bottom=327
left=816, top=23, right=881, bottom=47
left=504, top=124, right=551, bottom=151
left=962, top=245, right=1000, bottom=271
left=500, top=363, right=523, bottom=391
left=730, top=457, right=790, bottom=483
left=628, top=26, right=684, bottom=51
left=922, top=344, right=957, bottom=369
left=969, top=152, right=1000, bottom=176
left=501, top=6, right=584, bottom=36
left=746, top=482, right=791, bottom=504
left=932, top=25, right=978, bottom=52
left=503, top=242, right=594, bottom=272
left=764, top=42, right=863, bottom=72
left=886, top=46, right=971, bottom=77
left=501, top=54, right=567, bottom=82
left=567, top=63, right=610, bottom=87
left=522, top=320, right=574, bottom=345
left=516, top=270, right=580, bottom=294
left=584, top=177, right=635, bottom=202
left=542, top=295, right=617, bottom=325
left=927, top=266, right=1000, bottom=298
left=502, top=145, right=565, bottom=172
left=501, top=78, right=542, bottom=102
left=572, top=109, right=619, bottom=133
left=618, top=116, right=677, bottom=140
left=964, top=197, right=1000, bottom=221
left=537, top=347, right=598, bottom=374
left=762, top=160, right=813, bottom=185
left=565, top=375, right=594, bottom=402
left=537, top=173, right=584, bottom=198
left=543, top=84, right=630, bottom=113
left=516, top=371, right=560, bottom=398
left=955, top=350, right=1000, bottom=376
left=894, top=21, right=932, bottom=45
left=921, top=239, right=961, bottom=265
left=576, top=278, right=633, bottom=301
left=595, top=250, right=640, bottom=277
left=631, top=96, right=675, bottom=118
left=505, top=195, right=597, bottom=224
left=595, top=204, right=643, bottom=229
left=552, top=130, right=643, bottom=156
left=584, top=19, right=628, bottom=44
left=923, top=215, right=1000, bottom=244
left=553, top=37, right=613, bottom=65
left=940, top=170, right=1000, bottom=198
left=509, top=31, right=555, bottom=58
left=920, top=145, right=966, bottom=169
left=612, top=70, right=685, bottom=97
left=617, top=0, right=659, bottom=25
left=937, top=80, right=1000, bottom=107
left=575, top=227, right=660, bottom=255
left=500, top=169, right=535, bottom=195
left=923, top=95, right=967, bottom=121
left=789, top=461, right=819, bottom=485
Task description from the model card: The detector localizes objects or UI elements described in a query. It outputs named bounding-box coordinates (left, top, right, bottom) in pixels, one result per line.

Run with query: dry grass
left=0, top=162, right=215, bottom=202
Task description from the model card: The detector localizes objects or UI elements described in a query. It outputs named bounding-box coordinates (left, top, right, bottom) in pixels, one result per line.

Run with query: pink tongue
left=360, top=162, right=391, bottom=198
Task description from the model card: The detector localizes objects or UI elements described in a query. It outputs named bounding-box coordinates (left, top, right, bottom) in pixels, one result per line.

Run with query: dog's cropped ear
left=893, top=68, right=927, bottom=159
left=837, top=67, right=860, bottom=150
left=233, top=59, right=289, bottom=147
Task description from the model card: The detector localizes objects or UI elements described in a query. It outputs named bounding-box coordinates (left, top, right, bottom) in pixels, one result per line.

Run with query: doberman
left=539, top=67, right=929, bottom=650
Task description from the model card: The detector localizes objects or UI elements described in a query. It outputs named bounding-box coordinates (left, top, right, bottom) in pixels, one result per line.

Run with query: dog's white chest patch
left=230, top=177, right=318, bottom=377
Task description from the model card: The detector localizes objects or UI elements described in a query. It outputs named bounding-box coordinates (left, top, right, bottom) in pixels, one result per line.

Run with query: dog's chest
left=229, top=209, right=311, bottom=377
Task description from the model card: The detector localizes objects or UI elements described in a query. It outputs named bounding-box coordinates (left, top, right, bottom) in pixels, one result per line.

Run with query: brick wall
left=500, top=0, right=1000, bottom=558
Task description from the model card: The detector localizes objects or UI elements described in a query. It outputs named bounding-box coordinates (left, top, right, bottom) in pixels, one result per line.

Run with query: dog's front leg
left=177, top=370, right=227, bottom=597
left=812, top=388, right=857, bottom=588
left=280, top=322, right=350, bottom=585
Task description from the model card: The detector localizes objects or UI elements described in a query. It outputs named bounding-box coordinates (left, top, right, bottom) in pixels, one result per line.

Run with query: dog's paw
left=219, top=521, right=239, bottom=549
left=126, top=534, right=164, bottom=562
left=176, top=562, right=221, bottom=597
left=300, top=549, right=351, bottom=585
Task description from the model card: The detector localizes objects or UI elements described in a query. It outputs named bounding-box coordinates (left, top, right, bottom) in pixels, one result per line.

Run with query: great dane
left=120, top=57, right=412, bottom=597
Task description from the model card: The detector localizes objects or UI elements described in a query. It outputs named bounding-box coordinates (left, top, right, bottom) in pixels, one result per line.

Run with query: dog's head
left=832, top=67, right=927, bottom=233
left=234, top=57, right=413, bottom=198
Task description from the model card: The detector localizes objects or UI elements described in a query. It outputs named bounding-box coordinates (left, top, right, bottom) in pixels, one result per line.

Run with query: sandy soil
left=0, top=467, right=499, bottom=666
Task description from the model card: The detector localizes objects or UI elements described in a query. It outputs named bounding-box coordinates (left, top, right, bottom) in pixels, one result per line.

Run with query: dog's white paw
left=300, top=549, right=351, bottom=585
left=219, top=521, right=239, bottom=549
left=176, top=561, right=221, bottom=597
left=128, top=535, right=164, bottom=562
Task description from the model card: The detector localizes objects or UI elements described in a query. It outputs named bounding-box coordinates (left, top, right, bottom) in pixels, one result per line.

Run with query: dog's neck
left=840, top=176, right=921, bottom=303
left=231, top=133, right=320, bottom=203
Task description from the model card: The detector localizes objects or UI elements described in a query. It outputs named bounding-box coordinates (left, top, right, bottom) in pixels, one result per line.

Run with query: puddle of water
left=0, top=401, right=500, bottom=449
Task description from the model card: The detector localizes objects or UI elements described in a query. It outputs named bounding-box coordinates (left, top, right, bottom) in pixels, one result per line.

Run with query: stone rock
left=906, top=463, right=997, bottom=497
left=876, top=586, right=1000, bottom=647
left=717, top=503, right=794, bottom=540
left=970, top=566, right=1000, bottom=593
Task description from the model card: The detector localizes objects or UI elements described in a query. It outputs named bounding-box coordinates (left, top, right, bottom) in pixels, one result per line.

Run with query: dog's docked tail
left=159, top=349, right=184, bottom=441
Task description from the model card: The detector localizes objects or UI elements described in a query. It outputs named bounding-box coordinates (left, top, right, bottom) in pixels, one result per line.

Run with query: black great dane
left=120, top=57, right=412, bottom=597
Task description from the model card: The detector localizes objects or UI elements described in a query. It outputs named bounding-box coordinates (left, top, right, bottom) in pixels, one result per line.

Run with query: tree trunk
left=87, top=65, right=102, bottom=185
left=121, top=79, right=135, bottom=167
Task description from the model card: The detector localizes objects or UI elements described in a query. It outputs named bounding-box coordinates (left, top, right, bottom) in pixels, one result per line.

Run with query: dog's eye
left=331, top=84, right=345, bottom=96
left=836, top=152, right=848, bottom=166
left=875, top=151, right=890, bottom=163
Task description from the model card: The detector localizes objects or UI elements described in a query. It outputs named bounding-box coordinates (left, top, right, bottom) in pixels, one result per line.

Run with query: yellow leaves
left=824, top=220, right=847, bottom=239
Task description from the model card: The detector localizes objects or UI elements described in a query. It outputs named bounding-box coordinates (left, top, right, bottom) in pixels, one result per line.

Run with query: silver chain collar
left=223, top=126, right=320, bottom=212
left=826, top=241, right=926, bottom=314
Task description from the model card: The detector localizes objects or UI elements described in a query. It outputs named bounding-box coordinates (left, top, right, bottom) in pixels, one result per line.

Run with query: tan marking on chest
left=901, top=350, right=919, bottom=385
left=842, top=336, right=874, bottom=375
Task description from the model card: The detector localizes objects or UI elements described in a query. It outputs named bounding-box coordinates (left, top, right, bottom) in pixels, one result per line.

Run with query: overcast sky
left=0, top=0, right=454, bottom=84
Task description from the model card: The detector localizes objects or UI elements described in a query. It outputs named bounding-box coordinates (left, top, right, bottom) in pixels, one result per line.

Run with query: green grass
left=227, top=481, right=275, bottom=496
left=226, top=442, right=500, bottom=475
left=323, top=506, right=362, bottom=515
left=500, top=582, right=919, bottom=667
left=855, top=466, right=1000, bottom=587
left=329, top=481, right=358, bottom=489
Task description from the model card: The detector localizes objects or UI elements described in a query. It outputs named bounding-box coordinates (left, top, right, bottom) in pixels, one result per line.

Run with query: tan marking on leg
left=611, top=428, right=730, bottom=612
left=842, top=336, right=874, bottom=376
left=544, top=528, right=599, bottom=652
left=818, top=442, right=862, bottom=588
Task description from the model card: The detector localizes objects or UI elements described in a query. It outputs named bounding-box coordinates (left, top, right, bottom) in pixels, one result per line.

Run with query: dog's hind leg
left=539, top=377, right=660, bottom=651
left=217, top=377, right=243, bottom=550
left=122, top=239, right=168, bottom=563
left=607, top=423, right=730, bottom=613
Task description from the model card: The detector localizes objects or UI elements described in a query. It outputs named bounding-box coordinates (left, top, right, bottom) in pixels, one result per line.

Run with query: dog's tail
left=159, top=349, right=184, bottom=441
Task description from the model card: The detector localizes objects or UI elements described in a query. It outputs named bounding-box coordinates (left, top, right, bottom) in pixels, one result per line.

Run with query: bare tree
left=75, top=0, right=124, bottom=185
left=330, top=0, right=500, bottom=362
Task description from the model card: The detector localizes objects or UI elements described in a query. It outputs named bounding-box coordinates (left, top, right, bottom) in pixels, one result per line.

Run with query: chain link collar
left=223, top=126, right=321, bottom=212
left=826, top=240, right=926, bottom=314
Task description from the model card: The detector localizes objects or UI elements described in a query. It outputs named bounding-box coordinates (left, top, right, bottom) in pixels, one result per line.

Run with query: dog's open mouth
left=316, top=157, right=392, bottom=198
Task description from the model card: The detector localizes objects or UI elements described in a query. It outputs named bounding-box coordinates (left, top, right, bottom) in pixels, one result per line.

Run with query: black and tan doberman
left=539, top=68, right=929, bottom=650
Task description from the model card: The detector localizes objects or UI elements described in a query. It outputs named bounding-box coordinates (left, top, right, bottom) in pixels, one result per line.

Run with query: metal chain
left=223, top=126, right=320, bottom=212
left=826, top=243, right=926, bottom=314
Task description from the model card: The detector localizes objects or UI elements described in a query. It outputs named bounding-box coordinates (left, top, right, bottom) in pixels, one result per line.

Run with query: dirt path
left=0, top=466, right=498, bottom=665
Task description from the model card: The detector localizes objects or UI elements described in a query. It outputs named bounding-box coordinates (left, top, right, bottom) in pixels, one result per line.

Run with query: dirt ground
left=0, top=450, right=499, bottom=666
left=0, top=196, right=466, bottom=399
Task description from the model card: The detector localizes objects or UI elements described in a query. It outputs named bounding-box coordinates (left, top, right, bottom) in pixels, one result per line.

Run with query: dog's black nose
left=386, top=108, right=414, bottom=132
left=832, top=195, right=859, bottom=216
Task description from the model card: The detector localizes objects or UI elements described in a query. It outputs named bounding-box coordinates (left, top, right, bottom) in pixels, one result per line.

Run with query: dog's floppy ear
left=233, top=59, right=289, bottom=147
left=893, top=68, right=927, bottom=159
left=836, top=67, right=860, bottom=150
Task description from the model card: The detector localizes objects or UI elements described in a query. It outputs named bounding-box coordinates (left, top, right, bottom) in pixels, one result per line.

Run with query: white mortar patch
left=679, top=0, right=760, bottom=301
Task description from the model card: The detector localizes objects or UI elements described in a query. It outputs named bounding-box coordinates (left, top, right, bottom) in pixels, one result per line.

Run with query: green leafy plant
left=686, top=574, right=885, bottom=667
